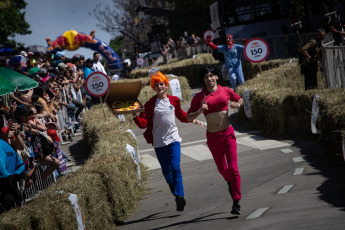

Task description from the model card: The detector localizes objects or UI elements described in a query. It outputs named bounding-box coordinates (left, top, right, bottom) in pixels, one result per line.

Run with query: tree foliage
left=91, top=0, right=171, bottom=52
left=109, top=36, right=124, bottom=56
left=0, top=0, right=31, bottom=44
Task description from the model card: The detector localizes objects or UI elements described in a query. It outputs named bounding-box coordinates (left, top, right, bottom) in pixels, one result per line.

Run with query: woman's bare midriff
left=205, top=110, right=231, bottom=133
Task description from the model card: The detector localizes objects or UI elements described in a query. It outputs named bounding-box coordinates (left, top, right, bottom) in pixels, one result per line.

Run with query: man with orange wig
left=133, top=70, right=203, bottom=212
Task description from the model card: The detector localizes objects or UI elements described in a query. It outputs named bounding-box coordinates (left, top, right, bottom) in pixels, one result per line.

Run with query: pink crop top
left=187, top=85, right=241, bottom=116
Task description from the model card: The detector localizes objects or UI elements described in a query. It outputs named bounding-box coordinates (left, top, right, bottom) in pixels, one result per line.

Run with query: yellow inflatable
left=63, top=30, right=79, bottom=51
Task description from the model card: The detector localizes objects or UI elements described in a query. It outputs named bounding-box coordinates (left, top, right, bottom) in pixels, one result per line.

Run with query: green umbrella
left=0, top=67, right=38, bottom=94
left=0, top=75, right=16, bottom=96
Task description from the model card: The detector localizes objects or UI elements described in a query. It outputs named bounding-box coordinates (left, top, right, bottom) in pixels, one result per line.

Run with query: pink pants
left=206, top=125, right=241, bottom=201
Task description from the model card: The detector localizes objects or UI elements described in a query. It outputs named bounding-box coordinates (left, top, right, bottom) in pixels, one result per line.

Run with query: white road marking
left=181, top=144, right=213, bottom=161
left=293, top=168, right=304, bottom=175
left=293, top=157, right=304, bottom=162
left=246, top=207, right=270, bottom=219
left=281, top=148, right=293, bottom=153
left=237, top=136, right=290, bottom=150
left=140, top=148, right=154, bottom=153
left=181, top=139, right=207, bottom=146
left=277, top=185, right=294, bottom=194
left=141, top=154, right=161, bottom=170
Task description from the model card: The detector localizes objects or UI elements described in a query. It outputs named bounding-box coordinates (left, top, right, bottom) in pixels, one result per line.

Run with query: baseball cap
left=58, top=62, right=66, bottom=69
left=55, top=51, right=65, bottom=59
left=47, top=129, right=61, bottom=142
left=20, top=51, right=28, bottom=58
left=66, top=62, right=75, bottom=70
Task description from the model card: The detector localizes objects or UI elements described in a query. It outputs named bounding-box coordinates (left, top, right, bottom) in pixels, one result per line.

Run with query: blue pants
left=155, top=142, right=184, bottom=197
left=228, top=64, right=245, bottom=90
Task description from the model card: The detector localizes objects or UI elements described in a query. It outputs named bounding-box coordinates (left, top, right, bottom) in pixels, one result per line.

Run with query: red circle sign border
left=136, top=57, right=144, bottom=66
left=203, top=30, right=215, bottom=42
left=85, top=71, right=110, bottom=97
left=244, top=38, right=270, bottom=63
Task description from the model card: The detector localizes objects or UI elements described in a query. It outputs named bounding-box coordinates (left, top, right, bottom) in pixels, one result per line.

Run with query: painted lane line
left=281, top=148, right=293, bottom=153
left=246, top=207, right=270, bottom=219
left=141, top=154, right=161, bottom=170
left=181, top=144, right=213, bottom=161
left=277, top=185, right=294, bottom=194
left=237, top=136, right=291, bottom=150
left=293, top=157, right=304, bottom=162
left=293, top=168, right=304, bottom=175
left=181, top=139, right=207, bottom=147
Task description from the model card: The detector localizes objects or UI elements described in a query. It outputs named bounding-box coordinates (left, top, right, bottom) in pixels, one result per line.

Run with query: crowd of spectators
left=159, top=31, right=206, bottom=64
left=0, top=49, right=110, bottom=214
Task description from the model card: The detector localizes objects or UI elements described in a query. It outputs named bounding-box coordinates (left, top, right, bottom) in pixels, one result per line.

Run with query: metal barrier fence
left=322, top=46, right=345, bottom=88
left=18, top=83, right=85, bottom=202
left=23, top=164, right=56, bottom=201
left=151, top=32, right=345, bottom=89
left=150, top=33, right=317, bottom=66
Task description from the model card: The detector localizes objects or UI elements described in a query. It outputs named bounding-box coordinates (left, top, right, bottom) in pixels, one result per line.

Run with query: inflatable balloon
left=46, top=30, right=122, bottom=70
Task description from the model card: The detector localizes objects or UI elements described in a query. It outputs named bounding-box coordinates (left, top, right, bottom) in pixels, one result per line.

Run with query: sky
left=15, top=0, right=118, bottom=59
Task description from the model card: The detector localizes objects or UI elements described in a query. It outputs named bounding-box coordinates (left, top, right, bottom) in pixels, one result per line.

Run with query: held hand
left=192, top=119, right=204, bottom=129
left=206, top=35, right=211, bottom=44
left=200, top=102, right=208, bottom=111
left=230, top=101, right=241, bottom=109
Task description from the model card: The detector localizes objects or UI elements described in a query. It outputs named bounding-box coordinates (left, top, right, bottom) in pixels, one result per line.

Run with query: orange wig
left=150, top=71, right=169, bottom=90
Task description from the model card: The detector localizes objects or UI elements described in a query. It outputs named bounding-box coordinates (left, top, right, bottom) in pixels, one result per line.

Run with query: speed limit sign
left=85, top=72, right=110, bottom=97
left=203, top=30, right=215, bottom=41
left=244, top=38, right=269, bottom=63
left=136, top=57, right=144, bottom=66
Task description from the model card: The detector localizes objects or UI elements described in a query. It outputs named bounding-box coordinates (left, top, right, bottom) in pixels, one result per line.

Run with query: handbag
left=32, top=133, right=55, bottom=157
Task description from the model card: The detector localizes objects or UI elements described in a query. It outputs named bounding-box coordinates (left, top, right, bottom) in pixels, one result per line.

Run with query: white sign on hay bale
left=243, top=89, right=253, bottom=119
left=68, top=193, right=86, bottom=230
left=221, top=64, right=230, bottom=80
left=311, top=94, right=320, bottom=134
left=126, top=144, right=141, bottom=179
left=126, top=129, right=141, bottom=163
left=169, top=79, right=182, bottom=100
left=118, top=114, right=125, bottom=122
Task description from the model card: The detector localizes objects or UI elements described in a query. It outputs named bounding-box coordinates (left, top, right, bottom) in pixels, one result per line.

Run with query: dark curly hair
left=199, top=65, right=220, bottom=84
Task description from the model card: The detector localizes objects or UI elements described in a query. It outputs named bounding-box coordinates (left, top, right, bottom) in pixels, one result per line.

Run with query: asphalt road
left=117, top=90, right=345, bottom=230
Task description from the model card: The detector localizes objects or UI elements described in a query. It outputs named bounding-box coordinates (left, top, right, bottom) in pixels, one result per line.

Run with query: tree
left=109, top=36, right=125, bottom=57
left=0, top=0, right=31, bottom=45
left=91, top=0, right=172, bottom=54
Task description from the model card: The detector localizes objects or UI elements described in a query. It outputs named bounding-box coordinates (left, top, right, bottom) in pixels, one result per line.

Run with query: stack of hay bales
left=131, top=54, right=290, bottom=88
left=236, top=61, right=345, bottom=155
left=0, top=76, right=192, bottom=229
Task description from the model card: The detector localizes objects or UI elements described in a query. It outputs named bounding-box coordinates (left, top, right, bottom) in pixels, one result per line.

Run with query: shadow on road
left=295, top=139, right=345, bottom=211
left=67, top=136, right=91, bottom=165
left=120, top=211, right=237, bottom=229
left=231, top=108, right=345, bottom=212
